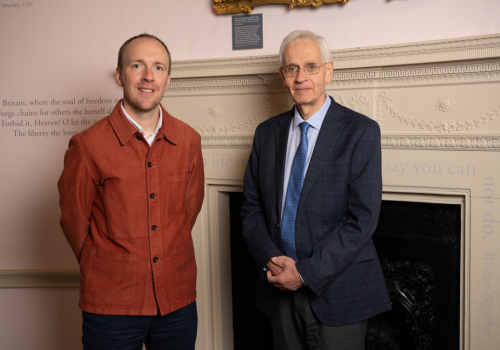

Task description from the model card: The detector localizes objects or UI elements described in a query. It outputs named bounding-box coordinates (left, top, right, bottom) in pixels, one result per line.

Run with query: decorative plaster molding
left=332, top=36, right=500, bottom=60
left=202, top=135, right=254, bottom=148
left=163, top=96, right=273, bottom=135
left=199, top=134, right=500, bottom=150
left=0, top=270, right=80, bottom=288
left=337, top=93, right=371, bottom=114
left=331, top=35, right=500, bottom=69
left=165, top=62, right=500, bottom=96
left=173, top=55, right=278, bottom=70
left=163, top=34, right=500, bottom=151
left=166, top=78, right=271, bottom=96
left=273, top=94, right=294, bottom=115
left=376, top=91, right=499, bottom=133
left=381, top=135, right=500, bottom=150
left=330, top=63, right=500, bottom=88
left=171, top=34, right=500, bottom=78
left=172, top=55, right=279, bottom=78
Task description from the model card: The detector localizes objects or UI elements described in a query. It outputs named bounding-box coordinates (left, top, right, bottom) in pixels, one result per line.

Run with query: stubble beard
left=123, top=89, right=162, bottom=118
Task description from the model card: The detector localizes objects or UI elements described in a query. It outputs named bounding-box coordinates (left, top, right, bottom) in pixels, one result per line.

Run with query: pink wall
left=0, top=1, right=499, bottom=348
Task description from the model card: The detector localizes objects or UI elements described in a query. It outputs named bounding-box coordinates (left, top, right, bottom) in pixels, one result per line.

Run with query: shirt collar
left=292, top=93, right=331, bottom=132
left=120, top=102, right=163, bottom=137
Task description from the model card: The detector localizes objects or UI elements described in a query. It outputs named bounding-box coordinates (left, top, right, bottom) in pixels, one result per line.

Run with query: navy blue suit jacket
left=241, top=97, right=391, bottom=326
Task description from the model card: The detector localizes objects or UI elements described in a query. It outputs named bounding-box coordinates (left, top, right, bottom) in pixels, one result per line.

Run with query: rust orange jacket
left=58, top=102, right=204, bottom=316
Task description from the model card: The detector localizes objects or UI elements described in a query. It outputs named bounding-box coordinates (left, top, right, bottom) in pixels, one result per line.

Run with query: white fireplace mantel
left=165, top=34, right=499, bottom=350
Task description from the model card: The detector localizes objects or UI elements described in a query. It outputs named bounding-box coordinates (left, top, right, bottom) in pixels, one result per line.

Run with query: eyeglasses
left=281, top=63, right=327, bottom=77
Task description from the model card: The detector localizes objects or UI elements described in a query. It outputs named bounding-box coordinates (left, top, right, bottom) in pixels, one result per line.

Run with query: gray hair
left=279, top=30, right=331, bottom=67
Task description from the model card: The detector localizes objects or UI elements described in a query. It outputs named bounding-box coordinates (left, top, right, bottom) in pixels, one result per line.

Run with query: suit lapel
left=275, top=110, right=294, bottom=219
left=299, top=99, right=345, bottom=208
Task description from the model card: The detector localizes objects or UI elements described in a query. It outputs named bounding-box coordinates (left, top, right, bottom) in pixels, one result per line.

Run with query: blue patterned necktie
left=281, top=122, right=310, bottom=262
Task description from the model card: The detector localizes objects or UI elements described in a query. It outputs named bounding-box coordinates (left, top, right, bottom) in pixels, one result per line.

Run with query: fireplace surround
left=160, top=34, right=500, bottom=350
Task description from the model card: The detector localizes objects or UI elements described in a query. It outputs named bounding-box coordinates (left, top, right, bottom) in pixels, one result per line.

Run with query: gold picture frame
left=214, top=0, right=348, bottom=15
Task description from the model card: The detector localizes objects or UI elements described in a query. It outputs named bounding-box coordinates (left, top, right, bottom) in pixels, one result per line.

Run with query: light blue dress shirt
left=281, top=94, right=331, bottom=220
left=276, top=94, right=331, bottom=285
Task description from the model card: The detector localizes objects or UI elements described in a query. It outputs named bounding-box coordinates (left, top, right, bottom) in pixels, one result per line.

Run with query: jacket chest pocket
left=169, top=174, right=188, bottom=214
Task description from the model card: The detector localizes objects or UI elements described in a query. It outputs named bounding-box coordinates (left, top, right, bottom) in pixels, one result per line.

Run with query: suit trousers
left=271, top=288, right=367, bottom=350
left=82, top=302, right=197, bottom=350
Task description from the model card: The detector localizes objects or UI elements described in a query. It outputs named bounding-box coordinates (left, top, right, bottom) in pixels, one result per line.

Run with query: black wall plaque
left=232, top=14, right=263, bottom=50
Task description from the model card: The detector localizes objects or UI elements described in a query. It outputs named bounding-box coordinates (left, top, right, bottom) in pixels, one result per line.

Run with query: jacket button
left=153, top=257, right=158, bottom=263
left=150, top=193, right=155, bottom=199
left=276, top=224, right=280, bottom=229
left=136, top=135, right=141, bottom=140
left=152, top=225, right=157, bottom=231
left=148, top=162, right=152, bottom=167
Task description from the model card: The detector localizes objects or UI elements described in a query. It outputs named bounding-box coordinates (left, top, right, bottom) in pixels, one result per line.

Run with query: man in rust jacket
left=58, top=34, right=204, bottom=350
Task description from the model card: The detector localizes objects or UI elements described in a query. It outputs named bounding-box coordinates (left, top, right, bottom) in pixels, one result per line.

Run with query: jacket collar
left=275, top=96, right=345, bottom=214
left=109, top=100, right=178, bottom=146
left=157, top=105, right=178, bottom=145
left=300, top=97, right=344, bottom=207
left=275, top=109, right=293, bottom=217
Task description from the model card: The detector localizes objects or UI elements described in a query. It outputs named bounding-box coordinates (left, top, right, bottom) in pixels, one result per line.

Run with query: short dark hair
left=117, top=33, right=171, bottom=75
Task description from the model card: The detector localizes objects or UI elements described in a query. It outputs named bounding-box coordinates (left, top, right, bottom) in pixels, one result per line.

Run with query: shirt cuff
left=298, top=272, right=306, bottom=286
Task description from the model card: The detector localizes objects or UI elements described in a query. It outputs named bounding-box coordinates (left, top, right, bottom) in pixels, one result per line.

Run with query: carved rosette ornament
left=207, top=105, right=223, bottom=118
left=435, top=97, right=455, bottom=112
left=213, top=0, right=348, bottom=14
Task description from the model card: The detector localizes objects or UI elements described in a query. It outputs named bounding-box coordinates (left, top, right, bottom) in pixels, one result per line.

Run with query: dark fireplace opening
left=229, top=193, right=274, bottom=350
left=229, top=193, right=461, bottom=350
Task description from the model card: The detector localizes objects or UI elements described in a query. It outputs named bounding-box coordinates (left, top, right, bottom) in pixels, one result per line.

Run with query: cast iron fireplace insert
left=229, top=193, right=461, bottom=350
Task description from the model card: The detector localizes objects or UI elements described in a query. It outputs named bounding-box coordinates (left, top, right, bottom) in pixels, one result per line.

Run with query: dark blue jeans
left=82, top=302, right=197, bottom=350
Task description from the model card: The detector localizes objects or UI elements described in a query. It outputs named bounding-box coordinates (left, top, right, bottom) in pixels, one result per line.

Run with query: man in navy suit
left=241, top=30, right=391, bottom=350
